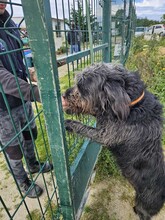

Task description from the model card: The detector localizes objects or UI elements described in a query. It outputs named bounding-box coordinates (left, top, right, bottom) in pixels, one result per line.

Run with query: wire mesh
left=52, top=0, right=107, bottom=165
left=111, top=0, right=136, bottom=64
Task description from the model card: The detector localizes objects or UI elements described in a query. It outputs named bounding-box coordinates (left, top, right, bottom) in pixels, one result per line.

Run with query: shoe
left=28, top=161, right=53, bottom=174
left=20, top=178, right=43, bottom=198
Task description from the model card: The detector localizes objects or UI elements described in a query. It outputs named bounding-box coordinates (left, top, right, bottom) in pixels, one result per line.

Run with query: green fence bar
left=21, top=0, right=75, bottom=219
left=102, top=0, right=111, bottom=63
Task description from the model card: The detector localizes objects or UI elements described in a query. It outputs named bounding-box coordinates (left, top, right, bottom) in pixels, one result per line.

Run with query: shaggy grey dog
left=62, top=63, right=165, bottom=220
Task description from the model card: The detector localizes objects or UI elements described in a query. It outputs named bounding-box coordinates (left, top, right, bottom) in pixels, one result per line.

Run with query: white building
left=12, top=17, right=66, bottom=50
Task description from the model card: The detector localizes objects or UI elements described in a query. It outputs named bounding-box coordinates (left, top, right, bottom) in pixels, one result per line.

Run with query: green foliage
left=126, top=37, right=165, bottom=100
left=130, top=35, right=148, bottom=54
left=26, top=209, right=41, bottom=220
left=59, top=73, right=74, bottom=92
left=65, top=0, right=98, bottom=42
left=82, top=201, right=110, bottom=220
left=161, top=14, right=165, bottom=23
left=44, top=201, right=63, bottom=220
left=34, top=108, right=50, bottom=162
left=56, top=42, right=68, bottom=54
left=114, top=9, right=124, bottom=35
left=95, top=148, right=121, bottom=181
left=126, top=36, right=165, bottom=146
left=159, top=37, right=165, bottom=46
left=136, top=17, right=160, bottom=27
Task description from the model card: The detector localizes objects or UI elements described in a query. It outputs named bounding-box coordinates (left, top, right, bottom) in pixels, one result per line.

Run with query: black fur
left=63, top=63, right=165, bottom=220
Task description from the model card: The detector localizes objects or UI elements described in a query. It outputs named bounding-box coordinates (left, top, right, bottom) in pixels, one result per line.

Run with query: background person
left=67, top=21, right=81, bottom=54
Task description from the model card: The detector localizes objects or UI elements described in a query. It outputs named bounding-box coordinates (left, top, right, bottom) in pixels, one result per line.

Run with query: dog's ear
left=102, top=81, right=131, bottom=121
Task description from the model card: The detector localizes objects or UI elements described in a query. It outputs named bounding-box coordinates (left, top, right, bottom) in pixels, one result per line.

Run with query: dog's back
left=101, top=80, right=165, bottom=219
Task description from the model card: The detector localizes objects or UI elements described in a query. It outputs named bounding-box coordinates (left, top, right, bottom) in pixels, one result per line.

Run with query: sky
left=7, top=0, right=165, bottom=22
left=135, top=0, right=165, bottom=21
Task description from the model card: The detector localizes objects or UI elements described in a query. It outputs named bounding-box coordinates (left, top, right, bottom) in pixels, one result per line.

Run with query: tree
left=136, top=18, right=160, bottom=27
left=161, top=14, right=165, bottom=23
left=112, top=6, right=137, bottom=37
left=65, top=0, right=98, bottom=42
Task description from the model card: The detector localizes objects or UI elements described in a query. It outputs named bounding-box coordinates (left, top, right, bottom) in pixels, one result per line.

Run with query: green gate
left=0, top=0, right=136, bottom=219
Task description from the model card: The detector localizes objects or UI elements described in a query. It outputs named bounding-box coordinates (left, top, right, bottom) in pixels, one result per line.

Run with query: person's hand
left=31, top=85, right=41, bottom=103
left=28, top=67, right=37, bottom=82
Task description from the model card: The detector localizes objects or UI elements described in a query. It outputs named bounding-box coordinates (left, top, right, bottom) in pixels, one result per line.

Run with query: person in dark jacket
left=67, top=21, right=81, bottom=54
left=0, top=0, right=52, bottom=198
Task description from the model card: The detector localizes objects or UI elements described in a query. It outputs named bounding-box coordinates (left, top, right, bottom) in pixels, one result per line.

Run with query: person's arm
left=0, top=60, right=41, bottom=102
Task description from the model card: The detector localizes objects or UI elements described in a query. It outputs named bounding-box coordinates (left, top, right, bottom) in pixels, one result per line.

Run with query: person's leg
left=70, top=45, right=74, bottom=67
left=72, top=45, right=75, bottom=53
left=0, top=107, right=28, bottom=185
left=78, top=41, right=81, bottom=51
left=74, top=45, right=79, bottom=65
left=0, top=106, right=42, bottom=198
left=6, top=150, right=27, bottom=185
left=22, top=102, right=53, bottom=173
left=74, top=44, right=79, bottom=53
left=70, top=45, right=73, bottom=54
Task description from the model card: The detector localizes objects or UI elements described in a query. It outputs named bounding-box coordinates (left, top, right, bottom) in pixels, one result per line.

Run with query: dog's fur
left=62, top=63, right=165, bottom=220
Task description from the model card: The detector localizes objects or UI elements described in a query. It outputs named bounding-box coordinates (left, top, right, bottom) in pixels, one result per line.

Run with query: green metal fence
left=0, top=0, right=136, bottom=219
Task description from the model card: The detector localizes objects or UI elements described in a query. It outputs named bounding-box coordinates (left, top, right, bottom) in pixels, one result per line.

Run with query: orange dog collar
left=130, top=92, right=145, bottom=106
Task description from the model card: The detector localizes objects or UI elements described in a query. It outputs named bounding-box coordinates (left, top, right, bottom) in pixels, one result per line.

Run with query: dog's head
left=62, top=63, right=144, bottom=120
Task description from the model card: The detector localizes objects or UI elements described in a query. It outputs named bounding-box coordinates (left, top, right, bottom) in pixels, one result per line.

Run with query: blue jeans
left=70, top=44, right=79, bottom=54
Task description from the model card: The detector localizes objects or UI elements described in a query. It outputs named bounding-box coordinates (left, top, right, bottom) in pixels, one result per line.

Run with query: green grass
left=44, top=201, right=63, bottom=220
left=126, top=36, right=165, bottom=147
left=81, top=176, right=134, bottom=220
left=33, top=107, right=50, bottom=162
left=95, top=148, right=121, bottom=182
left=26, top=209, right=41, bottom=220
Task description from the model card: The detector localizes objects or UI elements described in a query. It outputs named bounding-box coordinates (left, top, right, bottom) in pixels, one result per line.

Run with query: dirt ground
left=1, top=154, right=165, bottom=220
left=0, top=153, right=56, bottom=220
left=159, top=46, right=165, bottom=55
left=81, top=177, right=165, bottom=220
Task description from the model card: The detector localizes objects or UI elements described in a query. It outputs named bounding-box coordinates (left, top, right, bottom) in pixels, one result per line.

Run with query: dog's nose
left=61, top=95, right=68, bottom=108
left=62, top=93, right=66, bottom=99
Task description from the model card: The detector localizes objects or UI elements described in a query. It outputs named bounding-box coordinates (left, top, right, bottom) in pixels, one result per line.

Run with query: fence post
left=120, top=0, right=127, bottom=64
left=102, top=0, right=111, bottom=62
left=21, top=0, right=75, bottom=219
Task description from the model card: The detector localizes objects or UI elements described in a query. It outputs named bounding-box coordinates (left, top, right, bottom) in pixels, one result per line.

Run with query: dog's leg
left=134, top=195, right=151, bottom=220
left=134, top=206, right=151, bottom=220
left=65, top=119, right=111, bottom=145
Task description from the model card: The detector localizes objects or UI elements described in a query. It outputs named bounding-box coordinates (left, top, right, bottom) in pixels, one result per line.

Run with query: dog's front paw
left=65, top=119, right=83, bottom=133
left=65, top=119, right=74, bottom=132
